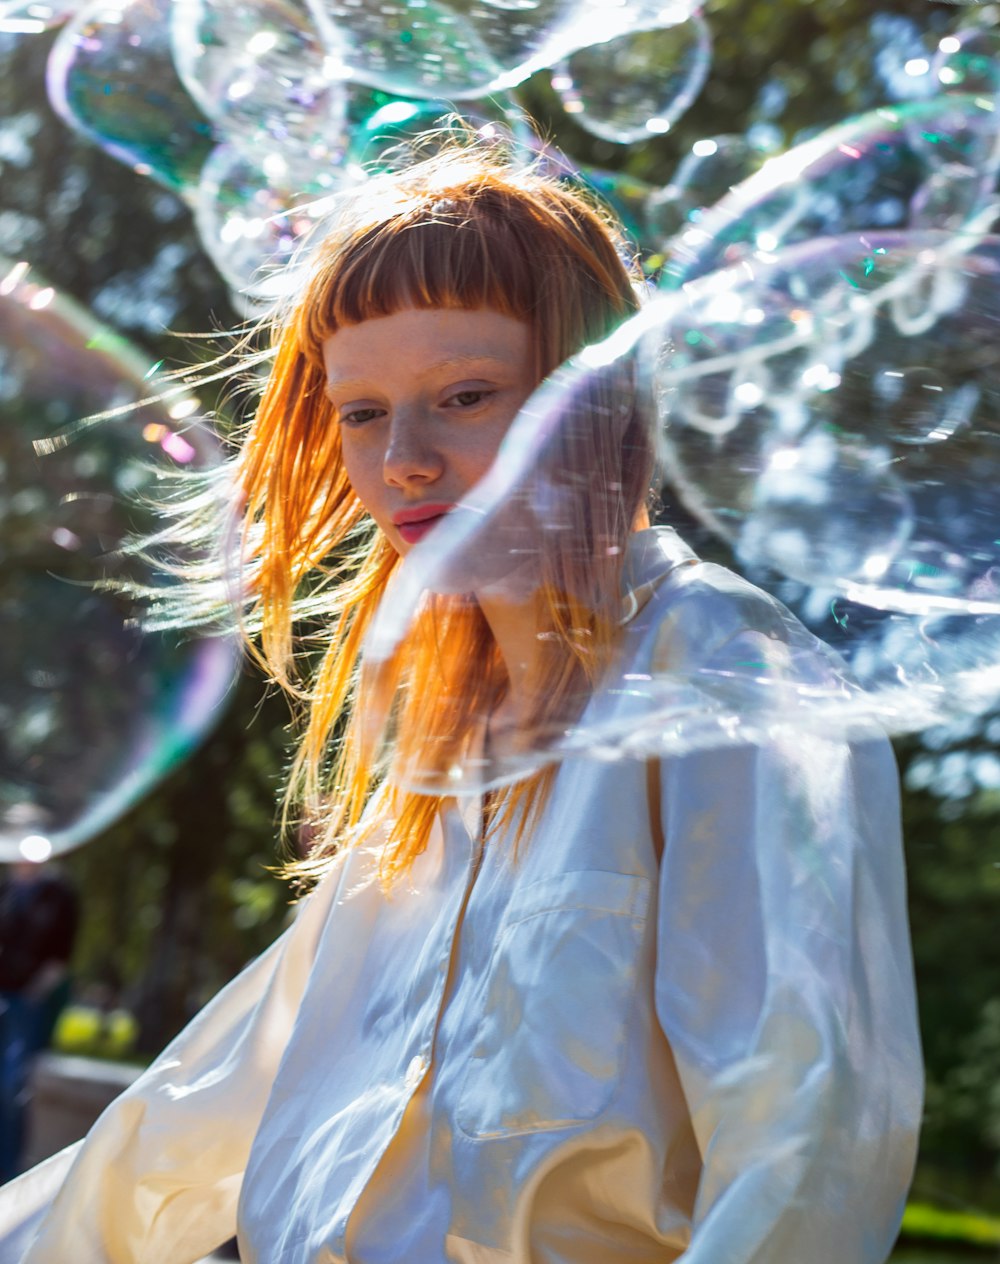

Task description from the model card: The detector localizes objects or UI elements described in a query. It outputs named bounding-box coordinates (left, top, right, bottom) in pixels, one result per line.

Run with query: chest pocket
left=455, top=869, right=650, bottom=1139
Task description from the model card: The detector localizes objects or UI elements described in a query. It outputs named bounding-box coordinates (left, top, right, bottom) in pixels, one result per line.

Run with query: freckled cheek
left=340, top=446, right=386, bottom=521
left=462, top=424, right=514, bottom=482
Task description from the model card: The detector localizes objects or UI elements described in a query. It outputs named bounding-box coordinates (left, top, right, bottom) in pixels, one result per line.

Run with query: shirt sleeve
left=653, top=622, right=924, bottom=1264
left=0, top=859, right=345, bottom=1264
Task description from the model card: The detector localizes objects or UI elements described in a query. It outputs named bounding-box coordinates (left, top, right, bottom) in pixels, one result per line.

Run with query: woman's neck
left=475, top=579, right=544, bottom=733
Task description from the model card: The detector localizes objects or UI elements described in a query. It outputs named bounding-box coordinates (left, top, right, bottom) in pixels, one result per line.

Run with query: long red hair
left=220, top=141, right=653, bottom=884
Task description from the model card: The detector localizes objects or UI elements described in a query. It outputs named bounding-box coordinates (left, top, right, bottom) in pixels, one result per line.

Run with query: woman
left=0, top=140, right=922, bottom=1263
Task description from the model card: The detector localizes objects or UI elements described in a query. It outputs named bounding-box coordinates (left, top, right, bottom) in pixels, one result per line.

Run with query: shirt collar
left=620, top=527, right=699, bottom=625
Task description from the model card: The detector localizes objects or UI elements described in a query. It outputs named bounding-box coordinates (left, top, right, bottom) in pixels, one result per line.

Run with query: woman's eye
left=341, top=407, right=381, bottom=426
left=449, top=389, right=493, bottom=407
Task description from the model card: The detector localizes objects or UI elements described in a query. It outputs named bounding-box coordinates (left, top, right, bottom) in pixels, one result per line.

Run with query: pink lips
left=392, top=503, right=454, bottom=546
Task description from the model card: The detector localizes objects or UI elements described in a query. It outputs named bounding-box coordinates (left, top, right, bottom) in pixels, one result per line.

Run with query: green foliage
left=901, top=1200, right=1000, bottom=1247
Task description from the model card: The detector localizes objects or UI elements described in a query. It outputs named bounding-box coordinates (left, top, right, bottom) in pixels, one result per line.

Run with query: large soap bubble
left=303, top=0, right=703, bottom=97
left=0, top=260, right=239, bottom=860
left=170, top=0, right=350, bottom=183
left=360, top=227, right=1000, bottom=792
left=195, top=94, right=533, bottom=305
left=666, top=94, right=1000, bottom=285
left=304, top=0, right=502, bottom=98
left=653, top=231, right=1000, bottom=610
left=552, top=13, right=710, bottom=145
left=194, top=141, right=357, bottom=304
left=46, top=0, right=215, bottom=191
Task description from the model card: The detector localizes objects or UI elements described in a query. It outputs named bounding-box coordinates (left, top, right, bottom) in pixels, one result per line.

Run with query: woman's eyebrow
left=324, top=356, right=516, bottom=400
left=428, top=355, right=514, bottom=374
left=323, top=377, right=372, bottom=402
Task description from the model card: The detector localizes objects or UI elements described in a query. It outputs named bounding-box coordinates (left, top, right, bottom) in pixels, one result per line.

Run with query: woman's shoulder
left=625, top=530, right=801, bottom=655
left=622, top=528, right=854, bottom=695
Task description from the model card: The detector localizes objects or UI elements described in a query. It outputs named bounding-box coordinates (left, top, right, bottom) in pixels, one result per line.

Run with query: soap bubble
left=359, top=228, right=1000, bottom=790
left=667, top=95, right=1000, bottom=286
left=0, top=260, right=238, bottom=859
left=170, top=0, right=350, bottom=183
left=646, top=133, right=774, bottom=249
left=194, top=142, right=358, bottom=304
left=303, top=0, right=703, bottom=98
left=357, top=339, right=879, bottom=793
left=193, top=90, right=534, bottom=303
left=654, top=232, right=1000, bottom=607
left=552, top=13, right=710, bottom=145
left=46, top=0, right=214, bottom=191
left=304, top=0, right=502, bottom=98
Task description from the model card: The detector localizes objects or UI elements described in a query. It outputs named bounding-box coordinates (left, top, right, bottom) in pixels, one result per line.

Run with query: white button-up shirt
left=0, top=529, right=923, bottom=1263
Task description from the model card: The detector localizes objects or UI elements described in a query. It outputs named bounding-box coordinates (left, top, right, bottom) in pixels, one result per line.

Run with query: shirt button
left=404, top=1053, right=429, bottom=1091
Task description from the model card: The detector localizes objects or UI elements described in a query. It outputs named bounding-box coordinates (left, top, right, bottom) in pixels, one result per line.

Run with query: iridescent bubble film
left=0, top=260, right=239, bottom=859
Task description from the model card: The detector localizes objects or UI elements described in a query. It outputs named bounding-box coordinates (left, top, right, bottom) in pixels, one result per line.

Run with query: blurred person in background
left=0, top=861, right=79, bottom=1182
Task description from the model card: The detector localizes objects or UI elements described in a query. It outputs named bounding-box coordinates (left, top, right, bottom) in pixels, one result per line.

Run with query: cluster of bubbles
left=0, top=258, right=239, bottom=858
left=2, top=0, right=711, bottom=305
left=5, top=1, right=1000, bottom=806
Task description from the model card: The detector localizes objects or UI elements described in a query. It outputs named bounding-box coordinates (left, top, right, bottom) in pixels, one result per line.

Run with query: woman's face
left=322, top=307, right=537, bottom=556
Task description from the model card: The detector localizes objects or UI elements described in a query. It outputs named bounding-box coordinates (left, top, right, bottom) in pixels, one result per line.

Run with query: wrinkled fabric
left=0, top=528, right=923, bottom=1263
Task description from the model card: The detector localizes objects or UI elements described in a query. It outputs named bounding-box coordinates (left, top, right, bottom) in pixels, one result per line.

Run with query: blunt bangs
left=297, top=166, right=642, bottom=378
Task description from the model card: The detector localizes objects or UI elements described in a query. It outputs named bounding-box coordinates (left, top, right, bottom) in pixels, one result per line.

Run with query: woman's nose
left=382, top=410, right=443, bottom=486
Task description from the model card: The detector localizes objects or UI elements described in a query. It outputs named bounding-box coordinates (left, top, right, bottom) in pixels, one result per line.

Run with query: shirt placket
left=335, top=806, right=488, bottom=1257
